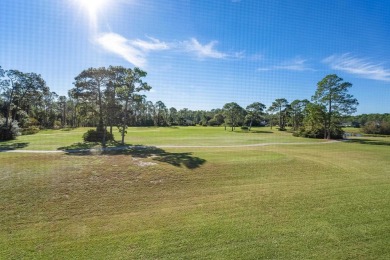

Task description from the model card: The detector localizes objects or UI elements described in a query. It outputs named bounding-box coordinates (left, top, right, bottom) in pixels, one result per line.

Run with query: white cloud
left=258, top=57, right=314, bottom=71
left=96, top=33, right=146, bottom=67
left=95, top=34, right=239, bottom=65
left=257, top=67, right=271, bottom=71
left=131, top=37, right=170, bottom=51
left=183, top=38, right=228, bottom=59
left=323, top=53, right=390, bottom=82
left=95, top=33, right=169, bottom=67
left=275, top=57, right=315, bottom=71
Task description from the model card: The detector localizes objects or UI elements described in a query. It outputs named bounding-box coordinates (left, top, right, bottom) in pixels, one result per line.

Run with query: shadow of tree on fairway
left=0, top=142, right=29, bottom=151
left=235, top=130, right=273, bottom=134
left=346, top=138, right=390, bottom=146
left=58, top=142, right=102, bottom=150
left=58, top=143, right=206, bottom=169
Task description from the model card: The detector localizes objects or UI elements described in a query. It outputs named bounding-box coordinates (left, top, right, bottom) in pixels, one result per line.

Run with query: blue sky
left=1, top=0, right=389, bottom=113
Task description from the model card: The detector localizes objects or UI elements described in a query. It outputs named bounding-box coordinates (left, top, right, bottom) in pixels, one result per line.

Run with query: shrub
left=296, top=126, right=344, bottom=139
left=26, top=117, right=40, bottom=127
left=0, top=119, right=21, bottom=141
left=83, top=129, right=114, bottom=142
left=21, top=126, right=40, bottom=135
left=241, top=126, right=249, bottom=130
left=381, top=121, right=390, bottom=135
left=207, top=119, right=219, bottom=126
left=53, top=120, right=62, bottom=130
left=363, top=121, right=390, bottom=135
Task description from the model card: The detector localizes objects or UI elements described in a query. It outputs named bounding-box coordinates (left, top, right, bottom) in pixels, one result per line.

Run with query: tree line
left=3, top=64, right=387, bottom=142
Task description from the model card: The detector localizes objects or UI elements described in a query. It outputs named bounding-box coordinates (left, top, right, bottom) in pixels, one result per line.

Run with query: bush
left=241, top=126, right=249, bottom=130
left=207, top=119, right=219, bottom=126
left=53, top=120, right=62, bottom=130
left=363, top=121, right=390, bottom=135
left=0, top=119, right=21, bottom=141
left=83, top=129, right=114, bottom=142
left=21, top=126, right=40, bottom=135
left=296, top=126, right=344, bottom=139
left=26, top=117, right=40, bottom=127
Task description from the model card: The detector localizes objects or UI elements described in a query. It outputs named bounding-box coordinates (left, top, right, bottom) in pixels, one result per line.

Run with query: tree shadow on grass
left=235, top=130, right=273, bottom=134
left=60, top=127, right=77, bottom=131
left=0, top=142, right=29, bottom=151
left=346, top=138, right=390, bottom=146
left=58, top=142, right=206, bottom=169
left=58, top=142, right=102, bottom=150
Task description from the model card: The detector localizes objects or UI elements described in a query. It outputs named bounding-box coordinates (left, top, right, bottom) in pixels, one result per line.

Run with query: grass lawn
left=1, top=127, right=390, bottom=259
left=0, top=126, right=325, bottom=151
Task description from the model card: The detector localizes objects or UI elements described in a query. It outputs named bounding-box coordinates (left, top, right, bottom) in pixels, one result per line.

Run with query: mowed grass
left=1, top=128, right=390, bottom=259
left=0, top=126, right=324, bottom=151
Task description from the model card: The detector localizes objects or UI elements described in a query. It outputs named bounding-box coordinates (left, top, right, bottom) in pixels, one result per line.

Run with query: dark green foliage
left=296, top=126, right=344, bottom=139
left=312, top=74, right=358, bottom=139
left=295, top=102, right=344, bottom=139
left=345, top=113, right=390, bottom=127
left=0, top=127, right=15, bottom=140
left=83, top=129, right=114, bottom=142
left=0, top=119, right=20, bottom=140
left=268, top=98, right=289, bottom=130
left=207, top=119, right=219, bottom=126
left=223, top=102, right=245, bottom=131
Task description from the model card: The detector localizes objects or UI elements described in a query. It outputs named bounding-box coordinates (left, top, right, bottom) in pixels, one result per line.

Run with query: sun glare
left=72, top=0, right=109, bottom=31
left=79, top=0, right=107, bottom=14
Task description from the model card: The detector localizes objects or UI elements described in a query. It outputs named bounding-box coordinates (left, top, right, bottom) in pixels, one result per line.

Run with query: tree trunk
left=121, top=99, right=129, bottom=145
left=5, top=88, right=14, bottom=128
left=327, top=98, right=332, bottom=139
left=97, top=79, right=104, bottom=133
left=102, top=126, right=106, bottom=147
left=279, top=106, right=282, bottom=129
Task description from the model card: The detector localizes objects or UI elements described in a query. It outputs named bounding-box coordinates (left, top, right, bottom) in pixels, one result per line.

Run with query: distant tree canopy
left=1, top=66, right=371, bottom=141
left=0, top=67, right=50, bottom=140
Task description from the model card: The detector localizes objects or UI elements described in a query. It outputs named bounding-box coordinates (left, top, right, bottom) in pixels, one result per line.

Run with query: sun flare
left=79, top=0, right=107, bottom=14
left=72, top=0, right=109, bottom=31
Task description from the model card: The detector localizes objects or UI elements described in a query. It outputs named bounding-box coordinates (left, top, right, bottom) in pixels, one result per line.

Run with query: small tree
left=268, top=98, right=289, bottom=130
left=72, top=67, right=113, bottom=146
left=289, top=99, right=309, bottom=131
left=223, top=102, right=245, bottom=131
left=245, top=102, right=266, bottom=130
left=113, top=67, right=151, bottom=145
left=297, top=103, right=327, bottom=138
left=168, top=107, right=178, bottom=125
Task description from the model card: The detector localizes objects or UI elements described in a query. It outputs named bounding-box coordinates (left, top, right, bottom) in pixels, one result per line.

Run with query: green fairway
left=1, top=127, right=390, bottom=259
left=0, top=126, right=325, bottom=151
